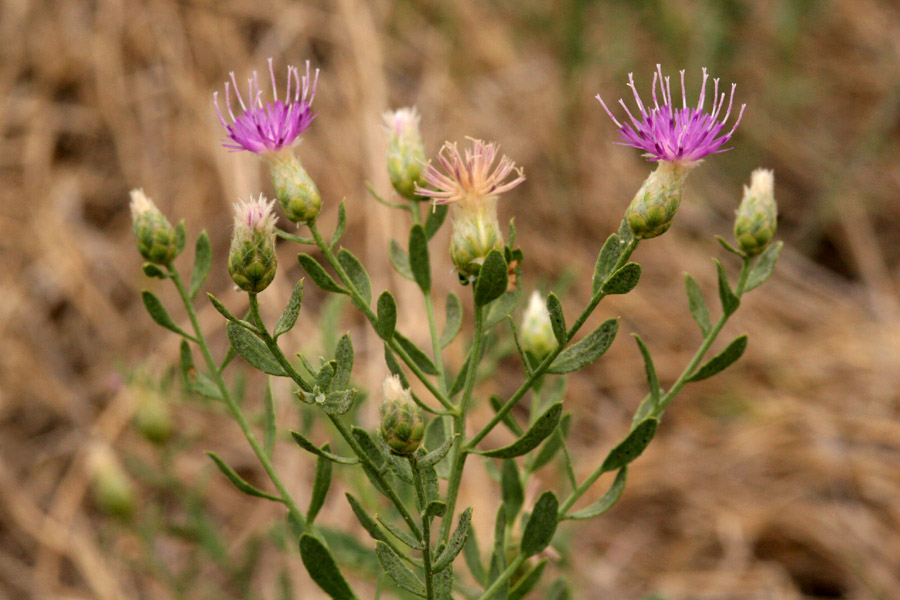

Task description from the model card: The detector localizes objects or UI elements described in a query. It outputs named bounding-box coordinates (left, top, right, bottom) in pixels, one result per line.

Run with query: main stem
left=477, top=554, right=526, bottom=600
left=408, top=455, right=435, bottom=600
left=167, top=268, right=307, bottom=530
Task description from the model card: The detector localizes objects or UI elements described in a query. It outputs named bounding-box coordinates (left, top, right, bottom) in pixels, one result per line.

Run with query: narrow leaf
left=715, top=259, right=740, bottom=316
left=345, top=493, right=387, bottom=542
left=337, top=248, right=371, bottom=307
left=206, top=452, right=283, bottom=502
left=226, top=321, right=287, bottom=376
left=440, top=292, right=462, bottom=348
left=307, top=445, right=333, bottom=524
left=207, top=293, right=240, bottom=323
left=592, top=233, right=621, bottom=294
left=600, top=418, right=658, bottom=472
left=475, top=403, right=563, bottom=458
left=189, top=231, right=212, bottom=299
left=566, top=467, right=628, bottom=520
left=464, top=522, right=486, bottom=586
left=745, top=240, right=782, bottom=292
left=548, top=318, right=619, bottom=374
left=389, top=239, right=415, bottom=281
left=375, top=291, right=397, bottom=341
left=424, top=203, right=448, bottom=239
left=351, top=426, right=386, bottom=469
left=426, top=501, right=447, bottom=519
left=687, top=334, right=748, bottom=382
left=141, top=291, right=191, bottom=338
left=501, top=459, right=524, bottom=519
left=508, top=559, right=548, bottom=600
left=546, top=293, right=567, bottom=346
left=276, top=228, right=315, bottom=245
left=408, top=224, right=431, bottom=293
left=298, top=253, right=347, bottom=294
left=490, top=395, right=523, bottom=436
left=330, top=200, right=347, bottom=251
left=520, top=491, right=558, bottom=557
left=377, top=515, right=423, bottom=549
left=317, top=390, right=356, bottom=415
left=174, top=220, right=186, bottom=255
left=263, top=379, right=276, bottom=457
left=474, top=250, right=508, bottom=306
left=332, top=334, right=354, bottom=391
left=716, top=234, right=746, bottom=257
left=529, top=413, right=571, bottom=471
left=485, top=288, right=521, bottom=329
left=684, top=273, right=711, bottom=335
left=601, top=262, right=642, bottom=295
left=376, top=542, right=426, bottom=597
left=394, top=332, right=438, bottom=375
left=433, top=507, right=472, bottom=571
left=632, top=334, right=660, bottom=405
left=299, top=534, right=359, bottom=600
left=274, top=279, right=304, bottom=338
left=290, top=431, right=359, bottom=464
left=142, top=262, right=167, bottom=279
left=417, top=434, right=458, bottom=470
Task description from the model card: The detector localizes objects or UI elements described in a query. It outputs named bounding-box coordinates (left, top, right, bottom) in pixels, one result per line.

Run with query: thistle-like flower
left=130, top=189, right=179, bottom=265
left=598, top=66, right=746, bottom=239
left=379, top=375, right=424, bottom=455
left=227, top=195, right=279, bottom=293
left=734, top=169, right=777, bottom=255
left=415, top=138, right=525, bottom=278
left=383, top=107, right=426, bottom=201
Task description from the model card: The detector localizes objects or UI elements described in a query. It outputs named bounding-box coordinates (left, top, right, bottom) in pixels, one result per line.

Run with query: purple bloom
left=214, top=58, right=319, bottom=154
left=597, top=65, right=745, bottom=165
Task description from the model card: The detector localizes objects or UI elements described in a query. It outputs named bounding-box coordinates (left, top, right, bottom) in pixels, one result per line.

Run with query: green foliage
left=409, top=224, right=431, bottom=292
left=274, top=279, right=304, bottom=338
left=376, top=291, right=397, bottom=340
left=745, top=240, right=783, bottom=292
left=548, top=318, right=619, bottom=374
left=225, top=321, right=287, bottom=376
left=475, top=403, right=563, bottom=458
left=684, top=273, right=711, bottom=335
left=189, top=231, right=212, bottom=299
left=142, top=290, right=192, bottom=338
left=592, top=233, right=622, bottom=293
left=474, top=250, right=508, bottom=306
left=299, top=535, right=359, bottom=600
left=565, top=467, right=628, bottom=521
left=687, top=335, right=748, bottom=382
left=206, top=452, right=283, bottom=502
left=602, top=262, right=642, bottom=295
left=546, top=292, right=567, bottom=345
left=521, top=491, right=558, bottom=557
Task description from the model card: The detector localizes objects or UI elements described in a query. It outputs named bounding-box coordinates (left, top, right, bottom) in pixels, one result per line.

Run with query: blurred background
left=2, top=0, right=900, bottom=598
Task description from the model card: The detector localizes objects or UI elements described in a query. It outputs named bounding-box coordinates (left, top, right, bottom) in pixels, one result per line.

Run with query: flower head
left=129, top=188, right=179, bottom=265
left=379, top=375, right=424, bottom=455
left=214, top=58, right=319, bottom=154
left=415, top=138, right=525, bottom=206
left=597, top=65, right=745, bottom=165
left=521, top=291, right=556, bottom=357
left=383, top=107, right=426, bottom=200
left=734, top=168, right=777, bottom=255
left=228, top=195, right=278, bottom=293
left=383, top=107, right=423, bottom=147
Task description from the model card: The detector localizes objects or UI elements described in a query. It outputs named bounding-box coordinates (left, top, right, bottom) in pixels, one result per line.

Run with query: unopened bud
left=625, top=162, right=690, bottom=239
left=449, top=199, right=504, bottom=279
left=228, top=195, right=278, bottom=293
left=130, top=189, right=178, bottom=264
left=520, top=291, right=556, bottom=357
left=88, top=443, right=135, bottom=518
left=133, top=384, right=172, bottom=445
left=734, top=169, right=777, bottom=256
left=379, top=375, right=424, bottom=455
left=383, top=108, right=426, bottom=200
left=267, top=152, right=322, bottom=224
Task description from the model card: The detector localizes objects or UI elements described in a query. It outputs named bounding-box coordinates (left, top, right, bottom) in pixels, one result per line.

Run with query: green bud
left=88, top=444, right=135, bottom=518
left=228, top=196, right=279, bottom=293
left=133, top=384, right=172, bottom=445
left=625, top=161, right=689, bottom=239
left=268, top=152, right=322, bottom=224
left=130, top=189, right=178, bottom=265
left=383, top=108, right=426, bottom=201
left=449, top=199, right=504, bottom=279
left=379, top=375, right=424, bottom=455
left=734, top=169, right=777, bottom=256
left=520, top=290, right=556, bottom=357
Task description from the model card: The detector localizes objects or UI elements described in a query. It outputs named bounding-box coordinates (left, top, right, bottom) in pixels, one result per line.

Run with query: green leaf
left=375, top=292, right=397, bottom=341
left=189, top=231, right=212, bottom=299
left=485, top=288, right=521, bottom=329
left=687, top=334, right=748, bottom=382
left=290, top=431, right=359, bottom=464
left=548, top=318, right=619, bottom=374
left=501, top=459, right=524, bottom=519
left=617, top=216, right=634, bottom=246
left=475, top=403, right=563, bottom=458
left=337, top=248, right=371, bottom=307
left=425, top=500, right=447, bottom=518
left=546, top=293, right=567, bottom=346
left=631, top=392, right=656, bottom=426
left=601, top=262, right=642, bottom=295
left=529, top=413, right=572, bottom=471
left=448, top=351, right=471, bottom=397
left=715, top=234, right=746, bottom=257
left=276, top=228, right=314, bottom=245
left=207, top=293, right=239, bottom=323
left=307, top=444, right=333, bottom=524
left=141, top=291, right=191, bottom=338
left=520, top=491, right=558, bottom=557
left=508, top=559, right=548, bottom=600
left=299, top=534, right=359, bottom=600
left=377, top=515, right=422, bottom=549
left=434, top=564, right=453, bottom=600
left=226, top=321, right=287, bottom=376
left=314, top=390, right=356, bottom=415
left=684, top=273, right=711, bottom=335
left=274, top=279, right=304, bottom=338
left=394, top=332, right=438, bottom=375
left=425, top=417, right=451, bottom=478
left=175, top=220, right=186, bottom=255
left=440, top=292, right=463, bottom=348
left=345, top=493, right=387, bottom=542
left=142, top=262, right=167, bottom=278
left=206, top=452, right=283, bottom=502
left=263, top=379, right=276, bottom=457
left=565, top=467, right=628, bottom=520
left=715, top=259, right=740, bottom=316
left=464, top=522, right=486, bottom=586
left=474, top=250, right=508, bottom=306
left=375, top=542, right=426, bottom=597
left=745, top=240, right=782, bottom=292
left=298, top=253, right=347, bottom=294
left=424, top=203, right=448, bottom=239
left=316, top=361, right=336, bottom=391
left=351, top=426, right=385, bottom=470
left=600, top=418, right=658, bottom=472
left=417, top=434, right=458, bottom=470
left=632, top=334, right=659, bottom=406
left=592, top=233, right=621, bottom=294
left=330, top=200, right=347, bottom=251
left=433, top=507, right=472, bottom=572
left=490, top=395, right=523, bottom=436
left=332, top=334, right=354, bottom=391
left=408, top=224, right=431, bottom=293
left=389, top=239, right=415, bottom=281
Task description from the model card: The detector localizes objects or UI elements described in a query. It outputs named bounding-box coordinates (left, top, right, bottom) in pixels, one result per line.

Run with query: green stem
left=167, top=267, right=307, bottom=530
left=246, top=293, right=312, bottom=393
left=439, top=301, right=485, bottom=543
left=477, top=554, right=526, bottom=600
left=408, top=455, right=435, bottom=600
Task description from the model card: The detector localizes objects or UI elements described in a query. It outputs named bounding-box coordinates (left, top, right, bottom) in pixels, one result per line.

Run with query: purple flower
left=214, top=58, right=319, bottom=154
left=597, top=65, right=745, bottom=165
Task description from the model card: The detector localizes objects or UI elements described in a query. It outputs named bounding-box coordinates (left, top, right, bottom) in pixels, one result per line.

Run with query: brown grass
left=2, top=0, right=899, bottom=598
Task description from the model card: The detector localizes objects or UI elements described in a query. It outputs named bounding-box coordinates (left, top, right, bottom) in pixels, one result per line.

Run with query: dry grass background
left=2, top=0, right=900, bottom=598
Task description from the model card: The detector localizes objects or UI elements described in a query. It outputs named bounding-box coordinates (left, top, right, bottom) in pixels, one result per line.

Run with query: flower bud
left=88, top=443, right=135, bottom=518
left=130, top=189, right=178, bottom=264
left=267, top=152, right=322, bottom=224
left=520, top=291, right=556, bottom=357
left=734, top=169, right=777, bottom=256
left=379, top=375, right=424, bottom=455
left=449, top=199, right=504, bottom=279
left=228, top=195, right=279, bottom=293
left=625, top=161, right=690, bottom=239
left=383, top=108, right=426, bottom=201
left=133, top=384, right=172, bottom=445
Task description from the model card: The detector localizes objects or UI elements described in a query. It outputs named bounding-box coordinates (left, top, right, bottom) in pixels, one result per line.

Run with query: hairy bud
left=228, top=196, right=279, bottom=293
left=130, top=189, right=178, bottom=265
left=449, top=199, right=504, bottom=279
left=379, top=375, right=424, bottom=455
left=734, top=169, right=777, bottom=256
left=88, top=443, right=135, bottom=518
left=625, top=162, right=690, bottom=239
left=521, top=291, right=556, bottom=357
left=384, top=108, right=426, bottom=201
left=267, top=152, right=322, bottom=224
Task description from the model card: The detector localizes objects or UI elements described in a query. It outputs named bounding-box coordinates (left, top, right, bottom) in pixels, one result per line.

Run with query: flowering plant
left=130, top=61, right=780, bottom=598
